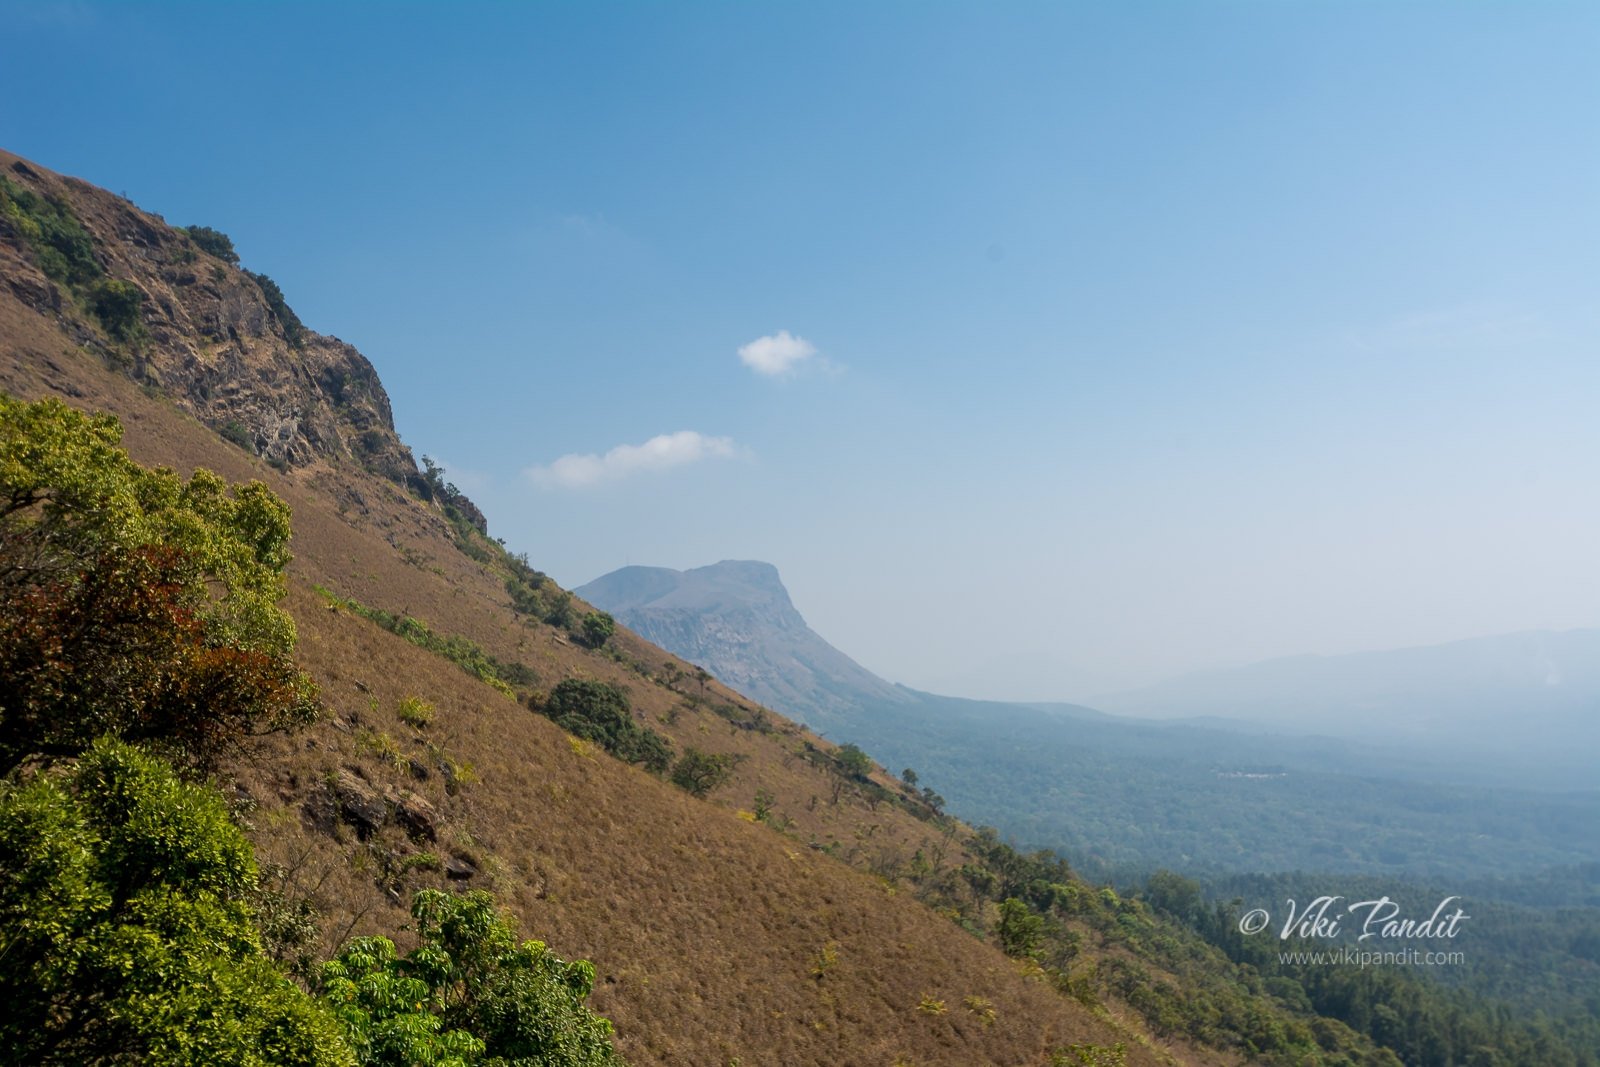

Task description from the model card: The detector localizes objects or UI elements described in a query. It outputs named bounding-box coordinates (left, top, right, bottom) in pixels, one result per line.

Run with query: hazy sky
left=4, top=2, right=1597, bottom=698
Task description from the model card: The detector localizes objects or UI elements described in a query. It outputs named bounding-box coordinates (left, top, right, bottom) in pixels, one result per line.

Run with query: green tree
left=0, top=395, right=319, bottom=772
left=183, top=224, right=241, bottom=265
left=579, top=611, right=615, bottom=649
left=88, top=277, right=146, bottom=341
left=247, top=270, right=305, bottom=344
left=320, top=890, right=623, bottom=1067
left=834, top=743, right=873, bottom=780
left=0, top=173, right=102, bottom=286
left=0, top=739, right=353, bottom=1065
left=537, top=679, right=672, bottom=774
left=670, top=748, right=736, bottom=798
left=996, top=897, right=1045, bottom=959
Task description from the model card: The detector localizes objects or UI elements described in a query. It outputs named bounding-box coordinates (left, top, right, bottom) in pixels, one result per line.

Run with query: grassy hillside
left=0, top=147, right=1427, bottom=1066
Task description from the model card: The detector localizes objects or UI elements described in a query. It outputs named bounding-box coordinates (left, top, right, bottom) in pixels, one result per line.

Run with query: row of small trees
left=532, top=679, right=736, bottom=798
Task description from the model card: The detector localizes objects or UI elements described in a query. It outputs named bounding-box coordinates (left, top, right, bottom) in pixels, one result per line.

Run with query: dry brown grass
left=0, top=149, right=1233, bottom=1067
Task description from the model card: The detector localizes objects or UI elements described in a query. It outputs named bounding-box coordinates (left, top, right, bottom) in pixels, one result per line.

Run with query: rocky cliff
left=0, top=149, right=484, bottom=532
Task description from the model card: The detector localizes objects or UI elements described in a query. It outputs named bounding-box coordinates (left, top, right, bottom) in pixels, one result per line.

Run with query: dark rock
left=333, top=769, right=387, bottom=839
left=384, top=786, right=438, bottom=843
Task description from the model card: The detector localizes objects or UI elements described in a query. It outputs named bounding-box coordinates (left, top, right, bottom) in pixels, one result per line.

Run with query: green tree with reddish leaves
left=0, top=394, right=319, bottom=772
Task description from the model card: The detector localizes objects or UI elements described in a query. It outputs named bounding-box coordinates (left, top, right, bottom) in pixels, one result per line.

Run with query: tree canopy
left=0, top=738, right=354, bottom=1065
left=0, top=395, right=319, bottom=771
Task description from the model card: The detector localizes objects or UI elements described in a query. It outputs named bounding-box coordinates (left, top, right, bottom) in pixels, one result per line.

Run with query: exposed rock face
left=577, top=560, right=913, bottom=728
left=0, top=150, right=452, bottom=509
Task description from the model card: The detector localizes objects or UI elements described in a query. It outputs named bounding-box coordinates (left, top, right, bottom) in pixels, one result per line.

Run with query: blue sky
left=4, top=1, right=1597, bottom=697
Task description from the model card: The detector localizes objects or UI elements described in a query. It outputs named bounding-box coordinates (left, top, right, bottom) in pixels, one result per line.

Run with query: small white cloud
left=525, top=431, right=740, bottom=489
left=738, top=330, right=817, bottom=376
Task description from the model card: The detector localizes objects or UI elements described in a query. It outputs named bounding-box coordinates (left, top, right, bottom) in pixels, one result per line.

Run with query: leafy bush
left=0, top=173, right=101, bottom=286
left=397, top=695, right=435, bottom=729
left=87, top=277, right=145, bottom=341
left=319, top=889, right=623, bottom=1067
left=834, top=743, right=873, bottom=780
left=0, top=740, right=353, bottom=1065
left=670, top=747, right=736, bottom=798
left=996, top=897, right=1045, bottom=959
left=220, top=418, right=255, bottom=451
left=183, top=224, right=240, bottom=265
left=248, top=270, right=305, bottom=345
left=537, top=680, right=673, bottom=774
left=580, top=611, right=616, bottom=649
left=0, top=395, right=319, bottom=772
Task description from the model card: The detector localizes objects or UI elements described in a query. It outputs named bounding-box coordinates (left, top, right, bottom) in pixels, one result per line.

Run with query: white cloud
left=525, top=431, right=740, bottom=489
left=738, top=330, right=817, bottom=376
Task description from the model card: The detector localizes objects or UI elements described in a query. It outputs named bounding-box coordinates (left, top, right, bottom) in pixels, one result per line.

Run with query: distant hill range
left=581, top=561, right=1600, bottom=877
left=1090, top=628, right=1600, bottom=760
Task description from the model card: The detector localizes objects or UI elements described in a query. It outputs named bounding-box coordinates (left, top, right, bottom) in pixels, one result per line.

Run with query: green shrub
left=580, top=611, right=616, bottom=648
left=996, top=897, right=1045, bottom=959
left=183, top=224, right=240, bottom=265
left=319, top=889, right=623, bottom=1067
left=397, top=695, right=435, bottom=729
left=219, top=418, right=254, bottom=451
left=248, top=270, right=305, bottom=345
left=0, top=174, right=101, bottom=286
left=0, top=395, right=319, bottom=774
left=538, top=680, right=673, bottom=774
left=87, top=277, right=145, bottom=341
left=0, top=740, right=353, bottom=1065
left=671, top=747, right=736, bottom=798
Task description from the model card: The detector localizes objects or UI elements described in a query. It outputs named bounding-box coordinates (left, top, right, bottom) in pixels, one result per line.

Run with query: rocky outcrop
left=0, top=149, right=462, bottom=513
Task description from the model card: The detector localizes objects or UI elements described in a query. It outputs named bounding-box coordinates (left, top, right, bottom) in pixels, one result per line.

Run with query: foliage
left=996, top=897, right=1044, bottom=959
left=0, top=739, right=353, bottom=1065
left=248, top=270, right=306, bottom=345
left=579, top=611, right=615, bottom=649
left=1052, top=1044, right=1127, bottom=1067
left=0, top=395, right=319, bottom=772
left=221, top=418, right=256, bottom=451
left=670, top=747, right=736, bottom=799
left=0, top=172, right=101, bottom=286
left=836, top=690, right=1600, bottom=882
left=536, top=680, right=673, bottom=774
left=1170, top=869, right=1600, bottom=1067
left=833, top=743, right=873, bottom=780
left=752, top=789, right=775, bottom=823
left=398, top=695, right=436, bottom=729
left=88, top=276, right=146, bottom=342
left=319, top=889, right=623, bottom=1067
left=419, top=456, right=489, bottom=546
left=183, top=224, right=240, bottom=265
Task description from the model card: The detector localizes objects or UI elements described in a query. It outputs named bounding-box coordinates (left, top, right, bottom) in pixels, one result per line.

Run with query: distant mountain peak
left=577, top=560, right=909, bottom=724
